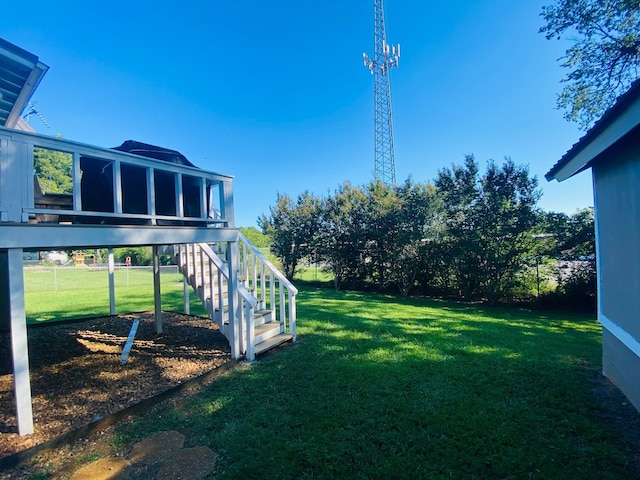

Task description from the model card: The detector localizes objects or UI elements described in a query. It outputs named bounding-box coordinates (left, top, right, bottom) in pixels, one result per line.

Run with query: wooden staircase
left=176, top=234, right=297, bottom=360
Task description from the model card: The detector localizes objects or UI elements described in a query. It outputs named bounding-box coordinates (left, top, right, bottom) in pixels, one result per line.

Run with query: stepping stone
left=69, top=457, right=131, bottom=480
left=156, top=446, right=217, bottom=480
left=128, top=430, right=185, bottom=466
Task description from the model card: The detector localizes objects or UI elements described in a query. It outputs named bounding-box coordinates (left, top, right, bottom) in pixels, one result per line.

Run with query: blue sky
left=2, top=0, right=592, bottom=227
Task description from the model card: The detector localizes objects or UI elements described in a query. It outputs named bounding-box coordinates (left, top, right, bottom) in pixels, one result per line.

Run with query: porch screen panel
left=80, top=157, right=114, bottom=213
left=154, top=170, right=176, bottom=216
left=182, top=174, right=201, bottom=218
left=121, top=163, right=148, bottom=214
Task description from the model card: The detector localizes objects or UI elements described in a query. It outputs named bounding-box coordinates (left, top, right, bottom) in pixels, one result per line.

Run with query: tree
left=539, top=207, right=595, bottom=259
left=259, top=191, right=321, bottom=279
left=316, top=182, right=368, bottom=290
left=435, top=156, right=541, bottom=304
left=361, top=181, right=401, bottom=290
left=545, top=208, right=597, bottom=310
left=387, top=180, right=437, bottom=296
left=115, top=247, right=153, bottom=265
left=239, top=226, right=270, bottom=248
left=434, top=155, right=482, bottom=299
left=33, top=147, right=73, bottom=194
left=475, top=159, right=541, bottom=304
left=541, top=0, right=640, bottom=128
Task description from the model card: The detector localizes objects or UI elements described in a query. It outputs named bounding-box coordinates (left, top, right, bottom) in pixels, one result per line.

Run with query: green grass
left=24, top=266, right=207, bottom=323
left=112, top=286, right=631, bottom=479
left=295, top=265, right=334, bottom=283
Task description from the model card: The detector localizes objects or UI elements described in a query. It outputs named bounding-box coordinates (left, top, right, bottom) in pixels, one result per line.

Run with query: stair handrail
left=197, top=242, right=229, bottom=276
left=197, top=241, right=258, bottom=309
left=184, top=238, right=296, bottom=360
left=238, top=232, right=298, bottom=295
left=195, top=242, right=257, bottom=359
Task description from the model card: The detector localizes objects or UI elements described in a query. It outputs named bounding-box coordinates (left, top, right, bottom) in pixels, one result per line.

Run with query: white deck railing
left=0, top=126, right=235, bottom=226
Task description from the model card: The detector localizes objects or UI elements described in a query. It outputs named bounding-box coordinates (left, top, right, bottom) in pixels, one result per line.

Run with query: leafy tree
left=316, top=182, right=368, bottom=290
left=259, top=191, right=321, bottom=279
left=475, top=159, right=541, bottom=304
left=540, top=208, right=596, bottom=310
left=387, top=180, right=437, bottom=296
left=540, top=0, right=640, bottom=128
left=434, top=155, right=482, bottom=299
left=240, top=226, right=270, bottom=248
left=361, top=181, right=402, bottom=290
left=435, top=156, right=541, bottom=304
left=562, top=207, right=596, bottom=259
left=115, top=247, right=153, bottom=266
left=34, top=147, right=73, bottom=194
left=537, top=207, right=595, bottom=259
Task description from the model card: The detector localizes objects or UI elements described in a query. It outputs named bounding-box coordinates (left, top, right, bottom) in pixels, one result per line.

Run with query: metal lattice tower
left=363, top=0, right=400, bottom=187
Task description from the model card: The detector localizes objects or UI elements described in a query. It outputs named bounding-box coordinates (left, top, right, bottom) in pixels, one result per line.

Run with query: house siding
left=593, top=138, right=640, bottom=341
left=602, top=328, right=640, bottom=411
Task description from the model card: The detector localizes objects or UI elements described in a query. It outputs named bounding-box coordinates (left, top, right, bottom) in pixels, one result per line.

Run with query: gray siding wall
left=602, top=328, right=640, bottom=411
left=593, top=138, right=640, bottom=341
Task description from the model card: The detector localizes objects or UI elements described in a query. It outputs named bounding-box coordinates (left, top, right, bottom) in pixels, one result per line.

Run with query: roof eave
left=4, top=60, right=49, bottom=129
left=546, top=81, right=640, bottom=182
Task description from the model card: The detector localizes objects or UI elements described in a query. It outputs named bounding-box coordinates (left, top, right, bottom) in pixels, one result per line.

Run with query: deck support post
left=7, top=248, right=34, bottom=435
left=108, top=248, right=116, bottom=315
left=183, top=276, right=190, bottom=315
left=153, top=245, right=162, bottom=334
left=182, top=244, right=191, bottom=314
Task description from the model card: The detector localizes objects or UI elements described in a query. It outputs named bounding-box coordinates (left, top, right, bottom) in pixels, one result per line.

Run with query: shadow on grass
left=112, top=286, right=632, bottom=479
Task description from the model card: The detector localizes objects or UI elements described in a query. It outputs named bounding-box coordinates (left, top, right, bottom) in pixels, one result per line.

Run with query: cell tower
left=363, top=0, right=400, bottom=187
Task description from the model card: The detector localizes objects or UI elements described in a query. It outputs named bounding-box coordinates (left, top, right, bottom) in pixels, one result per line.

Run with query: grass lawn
left=110, top=285, right=633, bottom=479
left=24, top=265, right=207, bottom=322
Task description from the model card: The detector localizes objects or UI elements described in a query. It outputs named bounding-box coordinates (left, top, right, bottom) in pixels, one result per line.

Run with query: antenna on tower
left=363, top=0, right=400, bottom=187
left=23, top=102, right=50, bottom=128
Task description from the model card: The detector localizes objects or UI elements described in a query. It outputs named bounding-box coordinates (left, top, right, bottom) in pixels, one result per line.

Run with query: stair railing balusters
left=251, top=250, right=257, bottom=299
left=269, top=271, right=276, bottom=320
left=199, top=245, right=206, bottom=305
left=259, top=260, right=266, bottom=310
left=288, top=289, right=296, bottom=340
left=279, top=283, right=286, bottom=332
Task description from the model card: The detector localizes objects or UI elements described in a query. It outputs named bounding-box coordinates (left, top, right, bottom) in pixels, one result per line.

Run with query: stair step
left=254, top=309, right=272, bottom=325
left=255, top=333, right=294, bottom=356
left=254, top=321, right=282, bottom=343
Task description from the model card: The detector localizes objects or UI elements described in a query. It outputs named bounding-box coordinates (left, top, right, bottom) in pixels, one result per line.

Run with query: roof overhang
left=546, top=80, right=640, bottom=182
left=0, top=37, right=49, bottom=129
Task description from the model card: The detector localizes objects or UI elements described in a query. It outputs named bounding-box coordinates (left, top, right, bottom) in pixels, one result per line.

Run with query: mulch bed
left=0, top=312, right=231, bottom=460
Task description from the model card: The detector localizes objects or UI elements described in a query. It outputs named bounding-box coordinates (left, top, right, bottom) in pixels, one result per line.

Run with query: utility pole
left=363, top=0, right=400, bottom=187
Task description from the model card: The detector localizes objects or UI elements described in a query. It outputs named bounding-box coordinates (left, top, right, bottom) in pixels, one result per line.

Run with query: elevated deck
left=0, top=126, right=235, bottom=231
left=0, top=127, right=244, bottom=437
left=0, top=37, right=298, bottom=441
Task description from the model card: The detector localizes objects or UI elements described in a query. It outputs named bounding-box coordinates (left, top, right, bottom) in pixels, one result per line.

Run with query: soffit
left=0, top=37, right=49, bottom=128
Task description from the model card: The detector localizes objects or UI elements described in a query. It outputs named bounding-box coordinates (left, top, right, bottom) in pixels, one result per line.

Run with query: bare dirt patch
left=0, top=312, right=231, bottom=460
